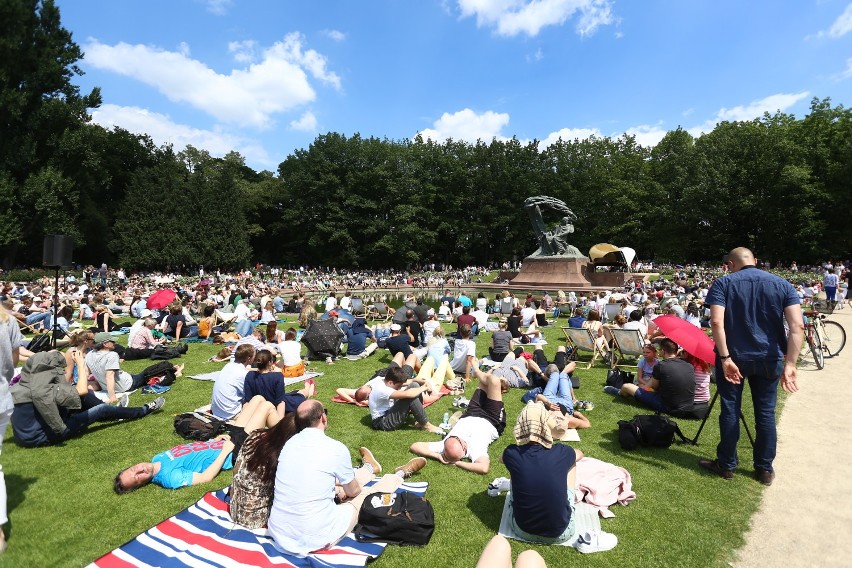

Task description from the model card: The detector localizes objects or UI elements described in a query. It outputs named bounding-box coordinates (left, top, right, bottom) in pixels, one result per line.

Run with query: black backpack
left=27, top=333, right=53, bottom=354
left=140, top=361, right=177, bottom=386
left=354, top=491, right=435, bottom=546
left=617, top=414, right=689, bottom=450
left=173, top=412, right=230, bottom=441
left=606, top=368, right=634, bottom=390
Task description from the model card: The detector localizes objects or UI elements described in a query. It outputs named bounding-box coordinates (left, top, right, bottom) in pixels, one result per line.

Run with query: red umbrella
left=147, top=289, right=177, bottom=310
left=652, top=315, right=716, bottom=365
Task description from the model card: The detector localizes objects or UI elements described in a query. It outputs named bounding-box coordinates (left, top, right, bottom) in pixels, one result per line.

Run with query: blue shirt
left=152, top=440, right=233, bottom=489
left=705, top=266, right=799, bottom=361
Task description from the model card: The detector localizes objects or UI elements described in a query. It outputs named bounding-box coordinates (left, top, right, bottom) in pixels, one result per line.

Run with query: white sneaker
left=487, top=477, right=511, bottom=497
left=573, top=530, right=618, bottom=554
left=117, top=393, right=130, bottom=407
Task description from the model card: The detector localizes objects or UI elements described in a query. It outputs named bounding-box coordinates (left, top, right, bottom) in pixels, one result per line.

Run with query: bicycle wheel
left=809, top=332, right=825, bottom=369
left=821, top=320, right=846, bottom=358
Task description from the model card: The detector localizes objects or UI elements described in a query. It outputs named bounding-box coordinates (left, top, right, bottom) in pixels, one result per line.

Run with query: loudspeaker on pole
left=42, top=235, right=74, bottom=268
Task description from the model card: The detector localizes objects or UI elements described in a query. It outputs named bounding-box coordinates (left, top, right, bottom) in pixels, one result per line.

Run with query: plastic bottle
left=442, top=412, right=449, bottom=426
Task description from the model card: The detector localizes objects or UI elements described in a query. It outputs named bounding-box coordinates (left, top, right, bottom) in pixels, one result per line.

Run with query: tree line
left=2, top=1, right=850, bottom=270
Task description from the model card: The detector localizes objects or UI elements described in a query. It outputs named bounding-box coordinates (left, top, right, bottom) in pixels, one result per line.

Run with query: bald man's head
left=727, top=247, right=756, bottom=270
left=295, top=400, right=325, bottom=431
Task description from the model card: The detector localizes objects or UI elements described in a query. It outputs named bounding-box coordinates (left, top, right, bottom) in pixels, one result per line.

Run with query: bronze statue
left=524, top=196, right=584, bottom=258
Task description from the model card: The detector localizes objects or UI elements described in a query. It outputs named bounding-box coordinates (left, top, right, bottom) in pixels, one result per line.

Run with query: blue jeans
left=235, top=319, right=256, bottom=337
left=715, top=359, right=783, bottom=472
left=26, top=311, right=52, bottom=328
left=64, top=392, right=148, bottom=436
left=543, top=371, right=575, bottom=413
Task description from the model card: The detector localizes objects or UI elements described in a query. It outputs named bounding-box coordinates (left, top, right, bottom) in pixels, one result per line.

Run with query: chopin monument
left=511, top=196, right=630, bottom=289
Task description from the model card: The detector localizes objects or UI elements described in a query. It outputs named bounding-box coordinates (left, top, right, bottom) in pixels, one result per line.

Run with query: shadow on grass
left=466, top=490, right=505, bottom=532
left=5, top=473, right=36, bottom=538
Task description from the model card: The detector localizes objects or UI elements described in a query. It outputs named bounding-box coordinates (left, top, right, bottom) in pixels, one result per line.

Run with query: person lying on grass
left=114, top=396, right=279, bottom=492
left=334, top=352, right=449, bottom=405
left=409, top=360, right=507, bottom=474
left=521, top=363, right=592, bottom=430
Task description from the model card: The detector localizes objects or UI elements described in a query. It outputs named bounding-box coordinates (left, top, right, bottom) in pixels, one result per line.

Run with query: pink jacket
left=575, top=457, right=637, bottom=518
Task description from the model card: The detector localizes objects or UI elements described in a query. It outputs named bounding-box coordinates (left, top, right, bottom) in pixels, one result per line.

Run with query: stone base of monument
left=510, top=256, right=631, bottom=290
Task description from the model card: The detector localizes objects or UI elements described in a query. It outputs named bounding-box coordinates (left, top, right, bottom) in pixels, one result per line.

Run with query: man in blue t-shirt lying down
left=113, top=396, right=279, bottom=493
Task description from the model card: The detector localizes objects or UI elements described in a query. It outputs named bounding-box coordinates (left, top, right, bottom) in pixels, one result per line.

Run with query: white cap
left=390, top=323, right=402, bottom=331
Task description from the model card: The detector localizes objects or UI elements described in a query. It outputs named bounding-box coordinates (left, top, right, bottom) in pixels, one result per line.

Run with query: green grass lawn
left=3, top=319, right=769, bottom=567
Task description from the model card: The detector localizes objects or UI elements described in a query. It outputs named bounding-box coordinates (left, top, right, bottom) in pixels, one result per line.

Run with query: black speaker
left=42, top=235, right=73, bottom=268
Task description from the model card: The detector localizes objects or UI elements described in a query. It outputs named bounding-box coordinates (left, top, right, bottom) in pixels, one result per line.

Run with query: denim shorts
left=508, top=487, right=577, bottom=544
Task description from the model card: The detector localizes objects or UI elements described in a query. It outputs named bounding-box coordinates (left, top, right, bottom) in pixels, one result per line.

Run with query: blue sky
left=56, top=0, right=852, bottom=172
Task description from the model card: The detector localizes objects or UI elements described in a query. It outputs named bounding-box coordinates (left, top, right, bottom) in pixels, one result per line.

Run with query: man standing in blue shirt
left=700, top=247, right=804, bottom=486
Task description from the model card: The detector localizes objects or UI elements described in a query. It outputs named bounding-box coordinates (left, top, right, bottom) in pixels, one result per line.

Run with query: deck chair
left=370, top=302, right=393, bottom=322
left=349, top=298, right=366, bottom=316
left=561, top=327, right=608, bottom=369
left=610, top=328, right=646, bottom=369
left=499, top=298, right=514, bottom=316
left=16, top=317, right=43, bottom=337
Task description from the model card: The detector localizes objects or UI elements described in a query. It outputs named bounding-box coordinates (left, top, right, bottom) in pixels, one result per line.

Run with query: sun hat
left=513, top=401, right=553, bottom=449
left=390, top=323, right=402, bottom=331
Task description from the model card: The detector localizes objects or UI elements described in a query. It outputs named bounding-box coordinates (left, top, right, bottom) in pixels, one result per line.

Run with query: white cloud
left=228, top=40, right=256, bottom=63
left=322, top=29, right=347, bottom=42
left=203, top=0, right=232, bottom=15
left=526, top=47, right=544, bottom=62
left=538, top=127, right=603, bottom=149
left=832, top=57, right=852, bottom=81
left=84, top=33, right=340, bottom=129
left=91, top=104, right=273, bottom=167
left=623, top=123, right=668, bottom=147
left=818, top=3, right=852, bottom=38
left=417, top=108, right=510, bottom=142
left=290, top=111, right=318, bottom=132
left=687, top=91, right=810, bottom=136
left=457, top=0, right=615, bottom=37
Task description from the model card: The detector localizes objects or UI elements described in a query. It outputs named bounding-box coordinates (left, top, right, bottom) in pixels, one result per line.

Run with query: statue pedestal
left=511, top=256, right=630, bottom=290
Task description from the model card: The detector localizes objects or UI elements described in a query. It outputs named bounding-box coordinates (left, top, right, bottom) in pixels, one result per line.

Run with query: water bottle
left=442, top=412, right=450, bottom=427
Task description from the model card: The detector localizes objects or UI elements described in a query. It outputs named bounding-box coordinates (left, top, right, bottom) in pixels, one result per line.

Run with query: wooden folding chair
left=370, top=302, right=392, bottom=322
left=561, top=327, right=608, bottom=369
left=610, top=328, right=646, bottom=369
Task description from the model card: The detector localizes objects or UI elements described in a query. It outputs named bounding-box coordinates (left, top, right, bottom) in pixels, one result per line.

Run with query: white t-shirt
left=520, top=307, right=536, bottom=327
left=234, top=303, right=250, bottom=321
left=451, top=339, right=476, bottom=373
left=423, top=320, right=440, bottom=345
left=339, top=296, right=351, bottom=310
left=427, top=416, right=497, bottom=463
left=278, top=340, right=302, bottom=367
left=268, top=428, right=356, bottom=556
left=367, top=377, right=394, bottom=419
left=211, top=362, right=248, bottom=419
left=622, top=320, right=648, bottom=337
left=325, top=297, right=337, bottom=312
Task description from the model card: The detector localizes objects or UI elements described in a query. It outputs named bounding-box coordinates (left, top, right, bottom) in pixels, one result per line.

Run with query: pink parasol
left=147, top=289, right=177, bottom=310
left=652, top=314, right=716, bottom=365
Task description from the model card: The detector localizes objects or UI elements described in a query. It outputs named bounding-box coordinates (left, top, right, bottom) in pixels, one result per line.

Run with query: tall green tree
left=0, top=0, right=101, bottom=266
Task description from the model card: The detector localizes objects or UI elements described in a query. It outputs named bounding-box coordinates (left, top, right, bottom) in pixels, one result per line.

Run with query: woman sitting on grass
left=243, top=350, right=315, bottom=419
left=229, top=413, right=297, bottom=528
left=277, top=328, right=304, bottom=378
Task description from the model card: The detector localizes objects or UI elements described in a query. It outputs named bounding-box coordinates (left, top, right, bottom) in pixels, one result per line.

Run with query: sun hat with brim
left=94, top=332, right=114, bottom=345
left=514, top=401, right=553, bottom=449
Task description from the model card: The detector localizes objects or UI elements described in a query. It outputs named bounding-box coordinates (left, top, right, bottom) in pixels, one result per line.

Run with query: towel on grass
left=88, top=480, right=428, bottom=568
left=497, top=491, right=601, bottom=547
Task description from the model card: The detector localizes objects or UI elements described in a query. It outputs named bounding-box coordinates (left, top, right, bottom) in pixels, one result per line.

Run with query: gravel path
left=734, top=307, right=852, bottom=567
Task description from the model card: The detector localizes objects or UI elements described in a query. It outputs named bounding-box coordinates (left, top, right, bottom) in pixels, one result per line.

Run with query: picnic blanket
left=331, top=384, right=450, bottom=407
left=497, top=491, right=601, bottom=547
left=88, top=479, right=429, bottom=568
left=189, top=371, right=324, bottom=388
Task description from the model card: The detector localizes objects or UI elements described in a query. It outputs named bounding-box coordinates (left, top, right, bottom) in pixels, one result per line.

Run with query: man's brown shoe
left=359, top=447, right=382, bottom=474
left=698, top=458, right=734, bottom=480
left=394, top=457, right=426, bottom=479
left=755, top=469, right=775, bottom=486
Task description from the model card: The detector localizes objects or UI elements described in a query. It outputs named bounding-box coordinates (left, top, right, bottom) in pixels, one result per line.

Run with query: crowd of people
left=0, top=252, right=847, bottom=561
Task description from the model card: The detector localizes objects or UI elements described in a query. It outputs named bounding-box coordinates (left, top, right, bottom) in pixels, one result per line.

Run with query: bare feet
left=173, top=364, right=185, bottom=377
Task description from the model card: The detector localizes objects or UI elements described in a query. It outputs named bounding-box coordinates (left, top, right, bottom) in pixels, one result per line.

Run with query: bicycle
left=803, top=314, right=825, bottom=370
left=807, top=298, right=847, bottom=358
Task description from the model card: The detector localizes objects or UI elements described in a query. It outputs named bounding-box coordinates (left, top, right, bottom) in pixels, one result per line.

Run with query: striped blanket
left=88, top=480, right=428, bottom=568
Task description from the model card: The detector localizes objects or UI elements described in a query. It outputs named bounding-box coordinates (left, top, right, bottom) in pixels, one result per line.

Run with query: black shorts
left=464, top=389, right=506, bottom=435
left=229, top=425, right=248, bottom=459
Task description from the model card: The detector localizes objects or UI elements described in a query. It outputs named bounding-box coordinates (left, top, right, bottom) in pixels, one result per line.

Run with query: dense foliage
left=1, top=1, right=850, bottom=270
